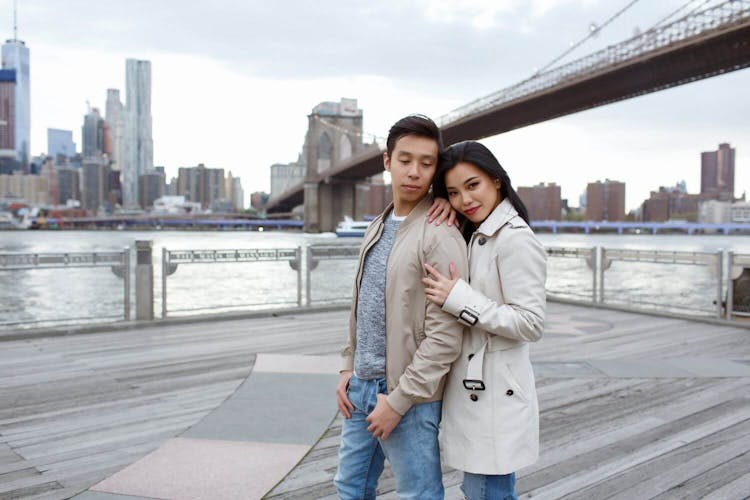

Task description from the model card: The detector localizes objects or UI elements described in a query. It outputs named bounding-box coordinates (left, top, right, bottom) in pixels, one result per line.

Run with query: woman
left=422, top=141, right=546, bottom=500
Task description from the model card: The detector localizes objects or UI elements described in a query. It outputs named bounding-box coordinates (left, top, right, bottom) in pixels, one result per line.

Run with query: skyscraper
left=1, top=7, right=30, bottom=169
left=105, top=89, right=125, bottom=170
left=82, top=108, right=106, bottom=159
left=47, top=128, right=76, bottom=162
left=122, top=59, right=153, bottom=208
left=0, top=69, right=14, bottom=151
left=701, top=143, right=735, bottom=201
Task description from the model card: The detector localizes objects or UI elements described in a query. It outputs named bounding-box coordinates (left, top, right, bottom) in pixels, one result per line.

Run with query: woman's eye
left=468, top=182, right=478, bottom=190
left=448, top=192, right=457, bottom=197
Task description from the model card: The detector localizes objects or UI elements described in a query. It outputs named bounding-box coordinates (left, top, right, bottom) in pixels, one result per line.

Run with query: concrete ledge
left=74, top=353, right=340, bottom=500
left=548, top=296, right=750, bottom=331
left=0, top=304, right=350, bottom=342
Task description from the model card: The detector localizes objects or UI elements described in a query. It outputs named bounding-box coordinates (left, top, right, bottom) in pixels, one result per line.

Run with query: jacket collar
left=475, top=198, right=520, bottom=237
left=375, top=196, right=433, bottom=231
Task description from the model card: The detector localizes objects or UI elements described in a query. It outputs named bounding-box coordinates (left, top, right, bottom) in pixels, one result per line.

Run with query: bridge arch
left=338, top=134, right=353, bottom=162
left=317, top=132, right=333, bottom=173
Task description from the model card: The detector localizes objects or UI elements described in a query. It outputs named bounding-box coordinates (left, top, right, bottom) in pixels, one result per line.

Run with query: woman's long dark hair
left=433, top=141, right=529, bottom=239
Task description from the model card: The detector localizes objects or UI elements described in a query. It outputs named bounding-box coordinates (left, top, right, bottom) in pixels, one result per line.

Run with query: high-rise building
left=82, top=108, right=106, bottom=159
left=586, top=179, right=625, bottom=221
left=270, top=160, right=305, bottom=197
left=701, top=143, right=735, bottom=201
left=82, top=159, right=109, bottom=213
left=1, top=25, right=30, bottom=169
left=0, top=69, right=15, bottom=152
left=57, top=167, right=81, bottom=205
left=47, top=128, right=76, bottom=163
left=225, top=171, right=245, bottom=212
left=176, top=164, right=225, bottom=209
left=138, top=171, right=164, bottom=209
left=122, top=59, right=153, bottom=208
left=105, top=89, right=125, bottom=171
left=517, top=182, right=562, bottom=221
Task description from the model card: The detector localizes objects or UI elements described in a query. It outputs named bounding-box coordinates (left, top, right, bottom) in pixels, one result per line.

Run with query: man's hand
left=337, top=370, right=354, bottom=419
left=366, top=394, right=402, bottom=440
left=426, top=198, right=457, bottom=227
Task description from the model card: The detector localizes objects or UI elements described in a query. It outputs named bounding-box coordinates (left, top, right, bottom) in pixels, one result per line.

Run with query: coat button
left=470, top=394, right=478, bottom=401
left=478, top=237, right=487, bottom=246
left=506, top=389, right=514, bottom=396
left=468, top=353, right=474, bottom=360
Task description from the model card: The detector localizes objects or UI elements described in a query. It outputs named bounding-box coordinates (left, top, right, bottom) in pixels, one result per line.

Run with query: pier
left=1, top=302, right=749, bottom=499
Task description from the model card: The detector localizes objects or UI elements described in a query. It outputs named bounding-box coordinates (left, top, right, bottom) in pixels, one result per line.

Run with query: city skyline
left=3, top=0, right=749, bottom=210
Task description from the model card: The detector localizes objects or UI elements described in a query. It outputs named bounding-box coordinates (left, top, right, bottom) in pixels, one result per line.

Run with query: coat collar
left=475, top=198, right=521, bottom=237
left=376, top=196, right=433, bottom=231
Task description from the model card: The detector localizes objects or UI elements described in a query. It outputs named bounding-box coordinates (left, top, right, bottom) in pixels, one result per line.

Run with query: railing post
left=591, top=246, right=598, bottom=304
left=296, top=246, right=303, bottom=308
left=135, top=240, right=154, bottom=321
left=726, top=251, right=734, bottom=320
left=123, top=246, right=131, bottom=321
left=598, top=247, right=606, bottom=304
left=306, top=245, right=312, bottom=307
left=716, top=250, right=724, bottom=320
left=162, top=247, right=168, bottom=319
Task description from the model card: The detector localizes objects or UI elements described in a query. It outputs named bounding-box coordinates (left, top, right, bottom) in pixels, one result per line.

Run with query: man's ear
left=383, top=152, right=391, bottom=172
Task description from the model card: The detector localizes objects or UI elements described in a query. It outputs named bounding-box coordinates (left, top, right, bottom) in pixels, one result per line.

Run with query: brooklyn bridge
left=265, top=0, right=750, bottom=232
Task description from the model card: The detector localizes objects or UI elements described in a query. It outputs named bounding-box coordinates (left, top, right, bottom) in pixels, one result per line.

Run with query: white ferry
left=335, top=216, right=369, bottom=237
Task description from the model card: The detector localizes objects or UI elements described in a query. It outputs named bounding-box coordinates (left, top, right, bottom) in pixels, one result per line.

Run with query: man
left=334, top=114, right=469, bottom=499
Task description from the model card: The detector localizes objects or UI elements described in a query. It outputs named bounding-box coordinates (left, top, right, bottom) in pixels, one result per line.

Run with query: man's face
left=384, top=134, right=438, bottom=206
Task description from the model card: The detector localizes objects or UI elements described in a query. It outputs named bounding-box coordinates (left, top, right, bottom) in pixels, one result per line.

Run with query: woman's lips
left=464, top=206, right=480, bottom=216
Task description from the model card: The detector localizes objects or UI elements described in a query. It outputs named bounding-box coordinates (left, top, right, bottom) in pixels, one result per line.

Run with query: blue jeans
left=334, top=375, right=444, bottom=499
left=461, top=472, right=517, bottom=500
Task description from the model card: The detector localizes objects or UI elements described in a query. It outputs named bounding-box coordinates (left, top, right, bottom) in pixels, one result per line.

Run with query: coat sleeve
left=442, top=228, right=546, bottom=343
left=386, top=232, right=469, bottom=416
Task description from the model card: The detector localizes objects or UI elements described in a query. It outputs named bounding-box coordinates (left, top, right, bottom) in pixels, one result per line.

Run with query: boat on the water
left=335, top=216, right=369, bottom=237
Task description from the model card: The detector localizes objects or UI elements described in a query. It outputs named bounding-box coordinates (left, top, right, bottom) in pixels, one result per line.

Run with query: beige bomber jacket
left=340, top=197, right=469, bottom=416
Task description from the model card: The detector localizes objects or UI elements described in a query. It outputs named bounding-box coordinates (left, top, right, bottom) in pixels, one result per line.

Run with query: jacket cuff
left=386, top=386, right=414, bottom=416
left=341, top=354, right=354, bottom=373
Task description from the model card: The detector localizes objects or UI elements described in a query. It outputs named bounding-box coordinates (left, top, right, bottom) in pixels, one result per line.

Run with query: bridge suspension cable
left=533, top=0, right=644, bottom=76
left=313, top=115, right=386, bottom=147
left=437, top=0, right=750, bottom=127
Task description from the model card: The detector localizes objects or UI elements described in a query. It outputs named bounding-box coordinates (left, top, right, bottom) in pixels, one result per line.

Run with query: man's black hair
left=386, top=114, right=443, bottom=157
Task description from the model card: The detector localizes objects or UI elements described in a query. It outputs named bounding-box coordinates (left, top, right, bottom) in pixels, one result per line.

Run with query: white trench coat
left=440, top=198, right=547, bottom=475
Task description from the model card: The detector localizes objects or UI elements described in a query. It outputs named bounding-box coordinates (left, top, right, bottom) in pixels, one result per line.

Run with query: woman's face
left=444, top=161, right=501, bottom=226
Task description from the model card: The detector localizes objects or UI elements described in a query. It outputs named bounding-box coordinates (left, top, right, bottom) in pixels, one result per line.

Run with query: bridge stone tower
left=303, top=98, right=365, bottom=232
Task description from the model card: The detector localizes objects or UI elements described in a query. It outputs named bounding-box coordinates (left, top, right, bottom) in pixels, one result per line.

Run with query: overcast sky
left=4, top=0, right=749, bottom=210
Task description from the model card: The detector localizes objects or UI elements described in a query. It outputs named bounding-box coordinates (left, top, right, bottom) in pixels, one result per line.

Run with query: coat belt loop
left=463, top=340, right=488, bottom=391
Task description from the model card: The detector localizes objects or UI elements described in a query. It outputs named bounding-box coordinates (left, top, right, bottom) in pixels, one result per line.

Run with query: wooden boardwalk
left=1, top=303, right=749, bottom=499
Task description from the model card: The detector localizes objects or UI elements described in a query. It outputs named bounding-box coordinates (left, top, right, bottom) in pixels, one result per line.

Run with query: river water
left=1, top=230, right=749, bottom=330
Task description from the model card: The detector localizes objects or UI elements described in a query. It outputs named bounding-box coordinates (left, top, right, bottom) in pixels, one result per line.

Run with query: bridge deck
left=1, top=303, right=749, bottom=499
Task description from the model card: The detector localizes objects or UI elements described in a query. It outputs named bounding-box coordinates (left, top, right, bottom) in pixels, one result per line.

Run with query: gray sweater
left=354, top=213, right=402, bottom=379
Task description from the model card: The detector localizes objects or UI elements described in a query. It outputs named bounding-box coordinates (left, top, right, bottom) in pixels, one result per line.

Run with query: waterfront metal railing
left=0, top=249, right=130, bottom=328
left=2, top=244, right=749, bottom=331
left=161, top=247, right=302, bottom=318
left=305, top=244, right=361, bottom=306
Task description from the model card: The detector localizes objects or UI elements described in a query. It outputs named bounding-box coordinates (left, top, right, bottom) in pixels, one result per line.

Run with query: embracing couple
left=334, top=114, right=547, bottom=499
